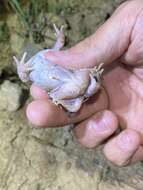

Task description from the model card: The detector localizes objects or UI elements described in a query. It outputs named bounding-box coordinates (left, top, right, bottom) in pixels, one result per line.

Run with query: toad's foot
left=13, top=52, right=34, bottom=82
left=53, top=24, right=65, bottom=51
left=90, top=63, right=104, bottom=81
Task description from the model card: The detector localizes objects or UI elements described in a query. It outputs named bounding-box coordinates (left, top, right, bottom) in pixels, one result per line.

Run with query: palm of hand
left=104, top=62, right=143, bottom=136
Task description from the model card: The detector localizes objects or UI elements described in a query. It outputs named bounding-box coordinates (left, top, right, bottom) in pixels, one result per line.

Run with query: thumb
left=45, top=0, right=143, bottom=69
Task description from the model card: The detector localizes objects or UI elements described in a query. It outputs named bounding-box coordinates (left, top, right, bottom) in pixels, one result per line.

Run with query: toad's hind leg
left=13, top=52, right=33, bottom=71
left=13, top=52, right=34, bottom=82
left=13, top=52, right=27, bottom=67
left=53, top=24, right=65, bottom=50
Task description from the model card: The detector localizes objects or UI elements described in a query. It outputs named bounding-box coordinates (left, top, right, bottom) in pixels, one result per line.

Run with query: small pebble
left=0, top=80, right=23, bottom=111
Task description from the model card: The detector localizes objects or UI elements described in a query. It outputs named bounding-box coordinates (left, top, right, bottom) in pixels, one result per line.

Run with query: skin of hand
left=26, top=0, right=143, bottom=166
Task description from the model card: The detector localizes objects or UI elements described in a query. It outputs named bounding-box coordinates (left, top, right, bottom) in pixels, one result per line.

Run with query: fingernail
left=117, top=131, right=132, bottom=151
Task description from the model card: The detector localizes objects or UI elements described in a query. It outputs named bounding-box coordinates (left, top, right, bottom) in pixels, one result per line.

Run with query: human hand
left=26, top=0, right=143, bottom=166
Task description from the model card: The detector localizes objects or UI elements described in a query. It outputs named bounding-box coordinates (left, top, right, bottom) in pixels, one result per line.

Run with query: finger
left=30, top=84, right=48, bottom=100
left=121, top=9, right=143, bottom=65
left=45, top=1, right=143, bottom=69
left=103, top=129, right=141, bottom=166
left=130, top=146, right=143, bottom=164
left=26, top=89, right=108, bottom=127
left=73, top=110, right=118, bottom=148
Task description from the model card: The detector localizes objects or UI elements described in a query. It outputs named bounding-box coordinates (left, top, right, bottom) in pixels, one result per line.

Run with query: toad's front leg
left=53, top=24, right=65, bottom=51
